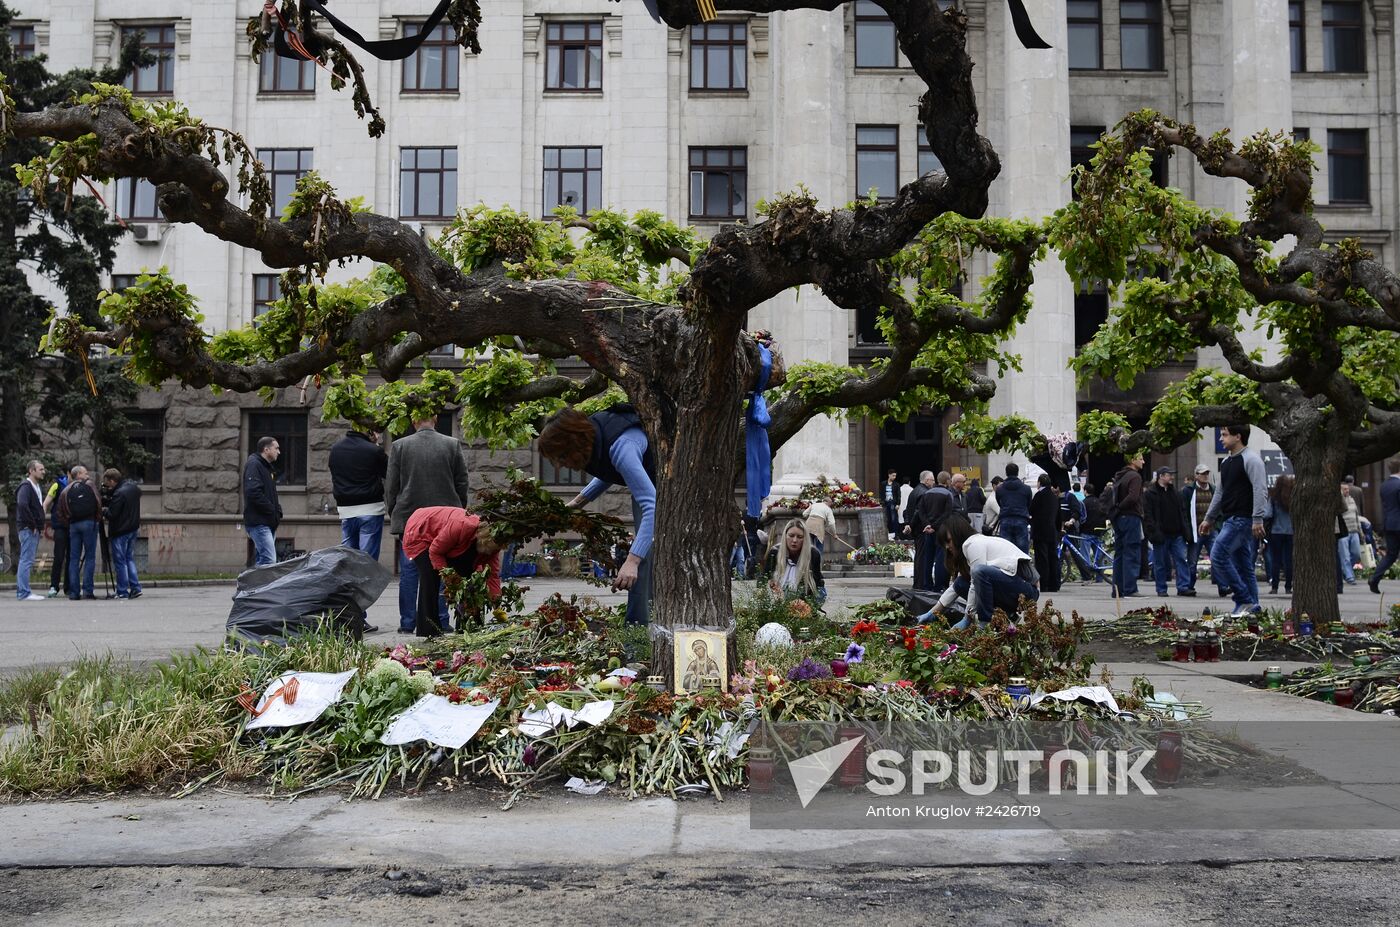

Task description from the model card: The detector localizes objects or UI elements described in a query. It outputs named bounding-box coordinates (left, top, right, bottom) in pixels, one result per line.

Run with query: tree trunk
left=1282, top=431, right=1347, bottom=625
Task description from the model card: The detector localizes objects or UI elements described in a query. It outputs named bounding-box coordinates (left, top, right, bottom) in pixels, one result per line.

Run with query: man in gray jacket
left=385, top=416, right=471, bottom=633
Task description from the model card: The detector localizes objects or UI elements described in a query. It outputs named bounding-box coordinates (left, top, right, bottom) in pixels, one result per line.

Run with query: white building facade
left=7, top=0, right=1397, bottom=569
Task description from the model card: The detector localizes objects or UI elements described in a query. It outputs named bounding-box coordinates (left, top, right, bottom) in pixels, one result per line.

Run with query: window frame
left=1067, top=0, right=1103, bottom=71
left=1069, top=125, right=1105, bottom=199
left=247, top=410, right=309, bottom=487
left=399, top=146, right=459, bottom=220
left=1322, top=1, right=1365, bottom=73
left=255, top=148, right=313, bottom=219
left=544, top=21, right=604, bottom=92
left=252, top=274, right=281, bottom=319
left=119, top=410, right=165, bottom=486
left=689, top=21, right=747, bottom=92
left=855, top=125, right=900, bottom=202
left=1289, top=0, right=1306, bottom=73
left=687, top=146, right=748, bottom=221
left=114, top=177, right=162, bottom=221
left=543, top=146, right=603, bottom=216
left=259, top=49, right=315, bottom=93
left=1326, top=128, right=1369, bottom=205
left=916, top=127, right=944, bottom=177
left=539, top=454, right=590, bottom=487
left=10, top=25, right=36, bottom=59
left=402, top=21, right=459, bottom=93
left=1119, top=0, right=1164, bottom=71
left=122, top=24, right=176, bottom=96
left=853, top=0, right=899, bottom=69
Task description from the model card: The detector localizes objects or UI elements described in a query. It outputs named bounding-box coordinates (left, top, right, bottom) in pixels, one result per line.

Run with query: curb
left=1, top=578, right=236, bottom=593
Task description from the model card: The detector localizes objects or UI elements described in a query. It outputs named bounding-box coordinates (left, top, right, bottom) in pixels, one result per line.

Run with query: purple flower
left=844, top=643, right=866, bottom=664
left=1004, top=624, right=1019, bottom=636
left=786, top=657, right=833, bottom=682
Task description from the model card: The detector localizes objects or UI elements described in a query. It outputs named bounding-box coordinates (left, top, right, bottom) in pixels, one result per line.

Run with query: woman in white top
left=916, top=514, right=1039, bottom=629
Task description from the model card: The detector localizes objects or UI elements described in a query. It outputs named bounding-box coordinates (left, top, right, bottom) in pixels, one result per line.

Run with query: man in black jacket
left=915, top=471, right=954, bottom=592
left=1030, top=474, right=1063, bottom=592
left=1144, top=467, right=1192, bottom=597
left=902, top=470, right=934, bottom=588
left=243, top=437, right=283, bottom=568
left=102, top=468, right=143, bottom=600
left=329, top=426, right=388, bottom=561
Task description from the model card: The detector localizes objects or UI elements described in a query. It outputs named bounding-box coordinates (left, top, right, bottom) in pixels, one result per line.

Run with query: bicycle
left=1059, top=529, right=1113, bottom=585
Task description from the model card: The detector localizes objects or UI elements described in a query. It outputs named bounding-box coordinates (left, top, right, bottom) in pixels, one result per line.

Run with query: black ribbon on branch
left=273, top=0, right=456, bottom=61
left=1005, top=0, right=1052, bottom=49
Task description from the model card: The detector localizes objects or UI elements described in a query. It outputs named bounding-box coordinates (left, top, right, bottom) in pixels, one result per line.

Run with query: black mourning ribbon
left=1006, top=0, right=1052, bottom=49
left=274, top=0, right=455, bottom=61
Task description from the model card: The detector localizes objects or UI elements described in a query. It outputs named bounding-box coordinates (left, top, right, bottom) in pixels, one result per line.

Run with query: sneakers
left=1229, top=604, right=1262, bottom=619
left=23, top=593, right=46, bottom=601
left=1177, top=589, right=1197, bottom=597
left=128, top=590, right=143, bottom=600
left=46, top=588, right=58, bottom=598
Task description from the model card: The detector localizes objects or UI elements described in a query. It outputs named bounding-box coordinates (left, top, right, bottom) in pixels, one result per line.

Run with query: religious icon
left=674, top=630, right=727, bottom=694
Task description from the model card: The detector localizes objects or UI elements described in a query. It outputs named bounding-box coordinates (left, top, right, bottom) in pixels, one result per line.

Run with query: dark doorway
left=880, top=414, right=941, bottom=486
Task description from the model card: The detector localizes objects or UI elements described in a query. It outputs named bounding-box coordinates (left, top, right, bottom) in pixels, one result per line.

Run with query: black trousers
left=1033, top=536, right=1060, bottom=592
left=414, top=552, right=475, bottom=637
left=50, top=525, right=70, bottom=593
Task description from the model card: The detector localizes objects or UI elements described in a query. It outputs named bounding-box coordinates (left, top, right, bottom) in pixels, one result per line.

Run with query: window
left=114, top=177, right=161, bottom=220
left=1067, top=1, right=1101, bottom=70
left=247, top=411, right=308, bottom=485
left=256, top=148, right=313, bottom=218
left=110, top=274, right=138, bottom=292
left=119, top=411, right=164, bottom=485
left=690, top=22, right=747, bottom=90
left=1149, top=148, right=1169, bottom=187
left=1074, top=286, right=1109, bottom=349
left=545, top=22, right=603, bottom=91
left=399, top=147, right=458, bottom=219
left=1327, top=129, right=1368, bottom=203
left=122, top=24, right=175, bottom=95
left=428, top=343, right=457, bottom=356
left=1322, top=2, right=1364, bottom=72
left=854, top=0, right=897, bottom=68
left=253, top=274, right=280, bottom=318
left=689, top=147, right=747, bottom=220
left=543, top=146, right=602, bottom=215
left=403, top=22, right=459, bottom=92
left=1120, top=1, right=1163, bottom=70
left=917, top=128, right=944, bottom=176
left=260, top=50, right=314, bottom=93
left=1070, top=125, right=1104, bottom=198
left=540, top=455, right=589, bottom=486
left=10, top=25, right=35, bottom=59
left=855, top=126, right=899, bottom=201
left=1290, top=1, right=1305, bottom=72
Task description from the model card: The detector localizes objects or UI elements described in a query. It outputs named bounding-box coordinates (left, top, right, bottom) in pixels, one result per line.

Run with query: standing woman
left=1267, top=475, right=1295, bottom=595
left=759, top=518, right=826, bottom=605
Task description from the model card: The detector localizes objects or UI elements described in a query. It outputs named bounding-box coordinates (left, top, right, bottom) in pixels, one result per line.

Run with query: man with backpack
left=58, top=465, right=100, bottom=600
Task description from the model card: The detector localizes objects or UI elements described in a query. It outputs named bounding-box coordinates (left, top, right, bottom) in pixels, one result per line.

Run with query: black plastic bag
left=227, top=546, right=392, bottom=645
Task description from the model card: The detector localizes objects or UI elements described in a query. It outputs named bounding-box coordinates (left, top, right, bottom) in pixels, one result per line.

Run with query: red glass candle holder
left=1154, top=730, right=1184, bottom=786
left=1334, top=686, right=1355, bottom=709
left=748, top=749, right=775, bottom=793
left=837, top=728, right=865, bottom=787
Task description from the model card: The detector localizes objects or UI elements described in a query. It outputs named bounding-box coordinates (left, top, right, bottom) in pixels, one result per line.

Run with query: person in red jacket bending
left=401, top=506, right=503, bottom=637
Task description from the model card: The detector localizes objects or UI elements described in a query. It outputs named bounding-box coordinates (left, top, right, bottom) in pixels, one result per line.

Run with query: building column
left=1195, top=0, right=1293, bottom=465
left=760, top=7, right=851, bottom=496
left=987, top=0, right=1077, bottom=480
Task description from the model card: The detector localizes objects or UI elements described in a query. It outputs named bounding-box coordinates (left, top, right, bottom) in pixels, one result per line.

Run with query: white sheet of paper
left=565, top=777, right=607, bottom=795
left=1145, top=692, right=1189, bottom=721
left=572, top=700, right=615, bottom=728
left=518, top=702, right=575, bottom=738
left=1029, top=685, right=1122, bottom=715
left=607, top=668, right=638, bottom=679
left=245, top=669, right=356, bottom=730
left=381, top=695, right=499, bottom=749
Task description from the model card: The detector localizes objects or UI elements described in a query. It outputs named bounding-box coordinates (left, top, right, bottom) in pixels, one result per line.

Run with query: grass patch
left=0, top=666, right=65, bottom=725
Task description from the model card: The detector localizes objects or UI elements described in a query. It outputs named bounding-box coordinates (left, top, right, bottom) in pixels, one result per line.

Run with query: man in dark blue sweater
left=1201, top=425, right=1269, bottom=616
left=995, top=462, right=1034, bottom=553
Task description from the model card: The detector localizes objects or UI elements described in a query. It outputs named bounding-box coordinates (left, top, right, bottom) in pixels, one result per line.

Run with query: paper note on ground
left=246, top=670, right=356, bottom=730
left=1029, top=685, right=1122, bottom=715
left=381, top=696, right=499, bottom=749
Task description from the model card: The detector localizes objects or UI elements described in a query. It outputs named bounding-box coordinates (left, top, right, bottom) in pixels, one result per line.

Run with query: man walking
left=14, top=460, right=47, bottom=601
left=385, top=416, right=470, bottom=634
left=1201, top=425, right=1268, bottom=617
left=59, top=465, right=100, bottom=600
left=330, top=424, right=388, bottom=560
left=1109, top=454, right=1145, bottom=598
left=1144, top=466, right=1192, bottom=597
left=1180, top=464, right=1214, bottom=593
left=882, top=469, right=900, bottom=537
left=102, top=468, right=143, bottom=600
left=995, top=463, right=1033, bottom=553
left=243, top=437, right=283, bottom=568
left=1370, top=458, right=1400, bottom=594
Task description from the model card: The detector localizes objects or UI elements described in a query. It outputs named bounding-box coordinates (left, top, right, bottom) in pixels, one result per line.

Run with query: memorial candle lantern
left=1153, top=730, right=1184, bottom=786
left=1173, top=631, right=1192, bottom=662
left=748, top=747, right=776, bottom=794
left=837, top=727, right=866, bottom=788
left=1264, top=666, right=1284, bottom=689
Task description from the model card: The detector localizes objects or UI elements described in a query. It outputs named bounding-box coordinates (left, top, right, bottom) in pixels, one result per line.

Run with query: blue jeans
left=247, top=525, right=276, bottom=567
left=1112, top=515, right=1143, bottom=596
left=998, top=519, right=1030, bottom=554
left=110, top=531, right=142, bottom=597
left=624, top=496, right=654, bottom=626
left=340, top=515, right=384, bottom=561
left=399, top=547, right=448, bottom=633
left=1268, top=532, right=1294, bottom=590
left=952, top=564, right=1039, bottom=628
left=884, top=499, right=900, bottom=534
left=1211, top=516, right=1258, bottom=609
left=1152, top=535, right=1190, bottom=594
left=68, top=519, right=98, bottom=597
left=1338, top=532, right=1362, bottom=583
left=16, top=527, right=40, bottom=598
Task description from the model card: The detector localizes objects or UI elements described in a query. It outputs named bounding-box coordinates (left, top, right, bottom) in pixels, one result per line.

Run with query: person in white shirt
left=803, top=499, right=838, bottom=555
left=915, top=513, right=1039, bottom=630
